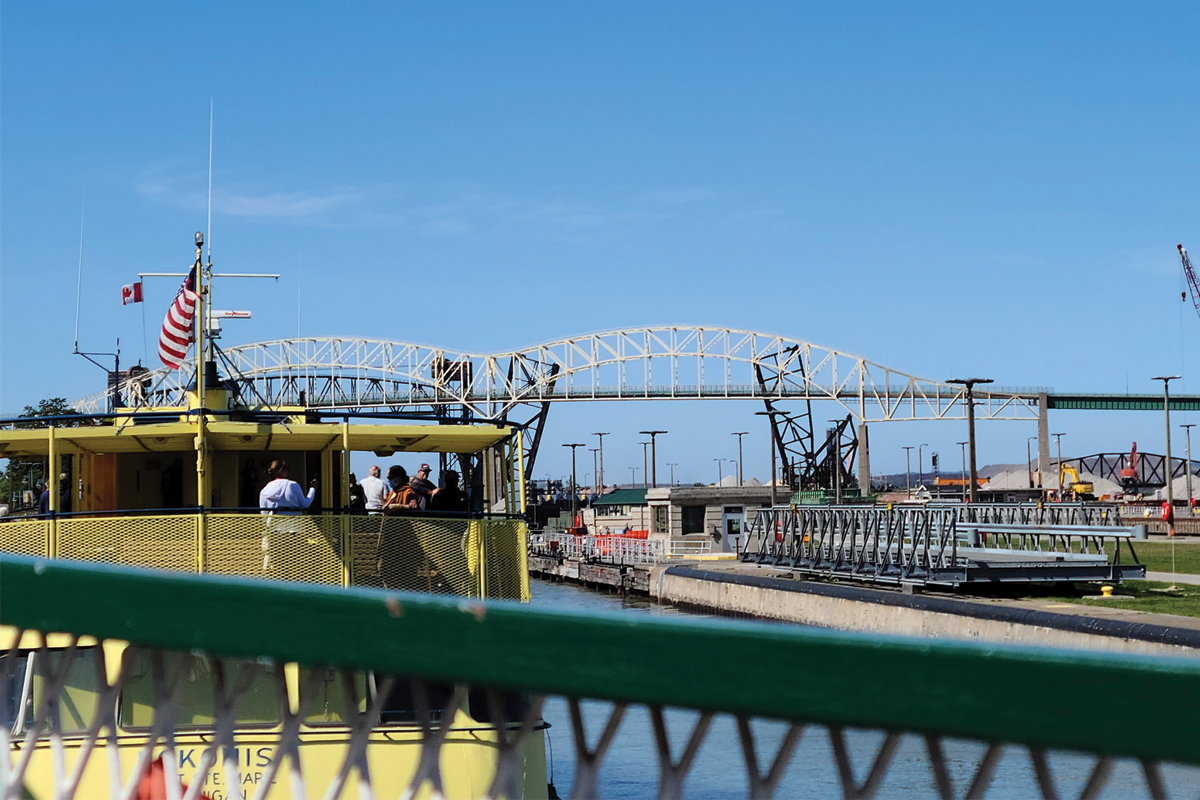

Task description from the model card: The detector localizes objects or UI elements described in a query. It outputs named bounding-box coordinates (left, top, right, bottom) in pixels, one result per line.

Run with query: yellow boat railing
left=0, top=512, right=529, bottom=600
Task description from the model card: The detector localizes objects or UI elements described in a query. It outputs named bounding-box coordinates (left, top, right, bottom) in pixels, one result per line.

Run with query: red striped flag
left=158, top=267, right=198, bottom=370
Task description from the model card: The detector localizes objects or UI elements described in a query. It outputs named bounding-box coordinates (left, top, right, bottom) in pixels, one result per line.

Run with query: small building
left=646, top=485, right=777, bottom=553
left=581, top=488, right=651, bottom=534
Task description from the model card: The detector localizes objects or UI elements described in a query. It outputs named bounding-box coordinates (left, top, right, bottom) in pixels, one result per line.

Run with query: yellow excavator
left=1059, top=464, right=1096, bottom=501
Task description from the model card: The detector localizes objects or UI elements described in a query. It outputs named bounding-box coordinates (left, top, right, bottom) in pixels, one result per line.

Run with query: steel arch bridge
left=73, top=327, right=1043, bottom=492
left=75, top=327, right=1041, bottom=422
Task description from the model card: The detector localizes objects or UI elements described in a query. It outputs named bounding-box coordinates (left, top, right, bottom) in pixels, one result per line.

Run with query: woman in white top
left=259, top=459, right=316, bottom=573
left=259, top=460, right=316, bottom=514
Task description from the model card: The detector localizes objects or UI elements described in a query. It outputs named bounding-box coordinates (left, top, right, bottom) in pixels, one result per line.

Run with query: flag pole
left=194, top=232, right=206, bottom=413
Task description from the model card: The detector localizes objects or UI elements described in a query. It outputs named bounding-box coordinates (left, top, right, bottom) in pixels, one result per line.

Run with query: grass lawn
left=1027, top=580, right=1200, bottom=618
left=1124, top=540, right=1200, bottom=574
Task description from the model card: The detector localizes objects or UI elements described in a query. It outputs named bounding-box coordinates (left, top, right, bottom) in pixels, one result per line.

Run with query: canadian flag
left=121, top=282, right=143, bottom=305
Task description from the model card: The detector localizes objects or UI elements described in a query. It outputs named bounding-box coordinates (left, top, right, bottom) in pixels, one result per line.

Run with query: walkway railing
left=743, top=506, right=1144, bottom=587
left=3, top=556, right=1199, bottom=799
left=531, top=532, right=714, bottom=565
left=0, top=512, right=529, bottom=600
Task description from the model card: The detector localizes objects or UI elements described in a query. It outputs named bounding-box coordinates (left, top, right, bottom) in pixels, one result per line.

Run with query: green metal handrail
left=3, top=554, right=1199, bottom=767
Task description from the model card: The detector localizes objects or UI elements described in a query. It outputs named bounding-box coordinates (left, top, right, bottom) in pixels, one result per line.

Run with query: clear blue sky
left=3, top=2, right=1200, bottom=484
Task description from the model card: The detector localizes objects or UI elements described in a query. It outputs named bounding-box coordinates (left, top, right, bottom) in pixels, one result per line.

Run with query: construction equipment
left=1180, top=244, right=1200, bottom=321
left=1119, top=442, right=1139, bottom=490
left=1060, top=464, right=1096, bottom=501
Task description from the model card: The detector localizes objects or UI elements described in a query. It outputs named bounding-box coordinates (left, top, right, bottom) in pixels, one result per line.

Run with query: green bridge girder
left=1046, top=394, right=1200, bottom=411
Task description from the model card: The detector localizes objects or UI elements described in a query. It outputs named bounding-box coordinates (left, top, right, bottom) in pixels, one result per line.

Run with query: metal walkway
left=741, top=504, right=1145, bottom=588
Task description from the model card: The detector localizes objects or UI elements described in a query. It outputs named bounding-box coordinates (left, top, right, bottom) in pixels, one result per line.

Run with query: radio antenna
left=73, top=191, right=86, bottom=352
left=206, top=98, right=213, bottom=263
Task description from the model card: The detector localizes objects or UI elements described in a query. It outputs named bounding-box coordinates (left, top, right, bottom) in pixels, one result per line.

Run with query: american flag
left=158, top=267, right=198, bottom=370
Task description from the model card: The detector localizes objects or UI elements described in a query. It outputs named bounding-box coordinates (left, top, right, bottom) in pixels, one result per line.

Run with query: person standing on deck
left=383, top=465, right=418, bottom=513
left=429, top=470, right=468, bottom=513
left=348, top=473, right=367, bottom=514
left=410, top=463, right=436, bottom=510
left=259, top=460, right=316, bottom=514
left=361, top=465, right=387, bottom=513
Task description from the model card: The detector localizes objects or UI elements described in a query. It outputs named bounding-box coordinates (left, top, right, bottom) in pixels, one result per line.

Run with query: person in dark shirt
left=348, top=473, right=367, bottom=514
left=36, top=474, right=70, bottom=516
left=429, top=470, right=468, bottom=513
left=410, top=463, right=436, bottom=510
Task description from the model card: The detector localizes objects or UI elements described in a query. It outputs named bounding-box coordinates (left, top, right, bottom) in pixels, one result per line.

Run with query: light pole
left=639, top=441, right=650, bottom=489
left=917, top=443, right=930, bottom=488
left=828, top=420, right=845, bottom=504
left=714, top=458, right=727, bottom=485
left=1183, top=424, right=1196, bottom=514
left=902, top=446, right=914, bottom=496
left=589, top=448, right=600, bottom=494
left=1051, top=433, right=1066, bottom=496
left=1153, top=376, right=1183, bottom=528
left=756, top=410, right=785, bottom=507
left=947, top=377, right=994, bottom=503
left=957, top=442, right=968, bottom=502
left=667, top=462, right=678, bottom=487
left=1026, top=436, right=1037, bottom=489
left=732, top=432, right=749, bottom=486
left=592, top=432, right=610, bottom=491
left=562, top=443, right=586, bottom=524
left=629, top=466, right=638, bottom=487
left=639, top=430, right=667, bottom=488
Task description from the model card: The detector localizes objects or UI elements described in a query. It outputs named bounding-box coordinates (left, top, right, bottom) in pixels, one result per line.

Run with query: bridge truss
left=72, top=327, right=1043, bottom=488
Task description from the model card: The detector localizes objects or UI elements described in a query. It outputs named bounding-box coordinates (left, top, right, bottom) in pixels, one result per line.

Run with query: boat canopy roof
left=0, top=420, right=513, bottom=458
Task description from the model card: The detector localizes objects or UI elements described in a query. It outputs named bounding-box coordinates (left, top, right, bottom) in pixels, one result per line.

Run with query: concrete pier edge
left=657, top=565, right=1200, bottom=657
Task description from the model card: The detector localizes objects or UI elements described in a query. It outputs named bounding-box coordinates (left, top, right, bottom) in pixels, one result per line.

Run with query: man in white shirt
left=360, top=465, right=388, bottom=513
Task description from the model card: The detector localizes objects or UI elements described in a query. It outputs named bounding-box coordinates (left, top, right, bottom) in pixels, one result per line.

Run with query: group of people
left=350, top=463, right=468, bottom=514
left=258, top=460, right=468, bottom=514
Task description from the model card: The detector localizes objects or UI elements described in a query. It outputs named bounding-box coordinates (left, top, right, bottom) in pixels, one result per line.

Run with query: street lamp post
left=592, top=432, right=610, bottom=492
left=1153, top=376, right=1183, bottom=528
left=1052, top=432, right=1066, bottom=496
left=589, top=448, right=600, bottom=494
left=667, top=462, right=678, bottom=487
left=1153, top=375, right=1183, bottom=585
left=732, top=432, right=749, bottom=487
left=629, top=466, right=638, bottom=486
left=902, top=446, right=914, bottom=496
left=756, top=410, right=785, bottom=507
left=829, top=420, right=845, bottom=504
left=561, top=443, right=586, bottom=525
left=957, top=441, right=968, bottom=502
left=639, top=441, right=650, bottom=489
left=1026, top=436, right=1037, bottom=489
left=714, top=458, right=728, bottom=485
left=1183, top=424, right=1196, bottom=514
left=639, top=430, right=668, bottom=488
left=917, top=443, right=930, bottom=488
left=947, top=377, right=994, bottom=503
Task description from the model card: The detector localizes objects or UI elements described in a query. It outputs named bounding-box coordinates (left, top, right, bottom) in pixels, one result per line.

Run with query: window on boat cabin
left=5, top=648, right=101, bottom=735
left=681, top=505, right=706, bottom=534
left=374, top=676, right=456, bottom=724
left=1, top=652, right=31, bottom=734
left=119, top=650, right=279, bottom=729
left=300, top=667, right=366, bottom=725
left=299, top=670, right=459, bottom=726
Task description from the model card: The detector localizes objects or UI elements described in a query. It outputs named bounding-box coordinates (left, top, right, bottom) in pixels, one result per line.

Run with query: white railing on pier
left=532, top=532, right=714, bottom=564
left=667, top=539, right=713, bottom=557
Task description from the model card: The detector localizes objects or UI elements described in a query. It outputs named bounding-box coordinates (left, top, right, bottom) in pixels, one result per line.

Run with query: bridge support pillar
left=1037, top=393, right=1050, bottom=490
left=857, top=422, right=871, bottom=495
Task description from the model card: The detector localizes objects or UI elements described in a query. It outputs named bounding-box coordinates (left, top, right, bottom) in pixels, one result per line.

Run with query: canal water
left=529, top=578, right=1197, bottom=799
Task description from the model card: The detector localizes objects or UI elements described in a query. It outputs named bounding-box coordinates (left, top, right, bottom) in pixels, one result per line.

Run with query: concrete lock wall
left=654, top=567, right=1200, bottom=658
